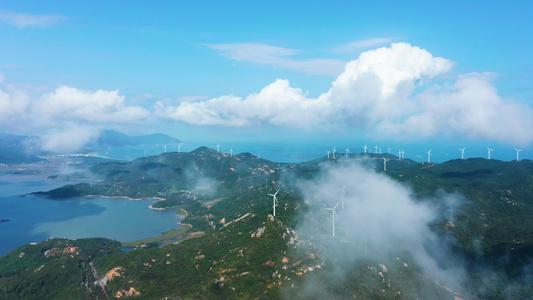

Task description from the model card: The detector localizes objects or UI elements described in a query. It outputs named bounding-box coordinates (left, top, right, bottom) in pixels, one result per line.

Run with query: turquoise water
left=0, top=175, right=181, bottom=256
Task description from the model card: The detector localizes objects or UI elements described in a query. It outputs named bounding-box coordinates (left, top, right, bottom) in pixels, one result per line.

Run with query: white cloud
left=40, top=125, right=100, bottom=153
left=160, top=42, right=533, bottom=145
left=334, top=37, right=396, bottom=53
left=0, top=11, right=66, bottom=28
left=0, top=79, right=31, bottom=124
left=35, top=86, right=150, bottom=124
left=291, top=163, right=466, bottom=296
left=206, top=43, right=346, bottom=76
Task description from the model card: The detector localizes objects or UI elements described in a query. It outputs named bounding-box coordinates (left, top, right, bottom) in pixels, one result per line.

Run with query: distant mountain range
left=0, top=133, right=42, bottom=164
left=89, top=130, right=181, bottom=148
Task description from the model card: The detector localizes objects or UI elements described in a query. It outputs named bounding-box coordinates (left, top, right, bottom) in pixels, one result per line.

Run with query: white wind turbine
left=163, top=145, right=167, bottom=153
left=178, top=144, right=181, bottom=153
left=374, top=145, right=378, bottom=154
left=333, top=147, right=336, bottom=159
left=388, top=147, right=391, bottom=155
left=327, top=150, right=330, bottom=159
left=364, top=145, right=368, bottom=153
left=459, top=147, right=466, bottom=159
left=268, top=190, right=280, bottom=216
left=338, top=186, right=346, bottom=210
left=515, top=148, right=522, bottom=161
left=217, top=144, right=220, bottom=152
left=383, top=158, right=390, bottom=171
left=230, top=148, right=233, bottom=157
left=323, top=203, right=339, bottom=237
left=426, top=149, right=432, bottom=163
left=398, top=149, right=402, bottom=160
left=379, top=147, right=382, bottom=154
left=345, top=148, right=350, bottom=157
left=487, top=147, right=494, bottom=160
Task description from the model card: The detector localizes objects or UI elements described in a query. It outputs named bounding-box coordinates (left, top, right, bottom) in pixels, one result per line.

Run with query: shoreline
left=84, top=195, right=166, bottom=202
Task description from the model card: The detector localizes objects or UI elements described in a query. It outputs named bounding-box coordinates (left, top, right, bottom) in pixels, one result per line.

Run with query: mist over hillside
left=1, top=148, right=532, bottom=298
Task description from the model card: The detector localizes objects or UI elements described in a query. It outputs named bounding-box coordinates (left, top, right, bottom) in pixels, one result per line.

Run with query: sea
left=0, top=175, right=181, bottom=256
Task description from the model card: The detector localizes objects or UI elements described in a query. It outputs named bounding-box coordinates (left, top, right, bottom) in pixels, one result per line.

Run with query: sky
left=1, top=1, right=533, bottom=160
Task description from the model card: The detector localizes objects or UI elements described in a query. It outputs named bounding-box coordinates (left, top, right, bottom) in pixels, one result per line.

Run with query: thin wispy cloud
left=335, top=37, right=396, bottom=53
left=206, top=43, right=346, bottom=76
left=0, top=10, right=66, bottom=28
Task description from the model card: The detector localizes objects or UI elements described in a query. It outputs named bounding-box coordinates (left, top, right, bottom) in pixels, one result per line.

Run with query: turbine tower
left=487, top=147, right=494, bottom=160
left=515, top=148, right=522, bottom=161
left=379, top=147, right=382, bottom=154
left=426, top=149, right=432, bottom=163
left=345, top=148, right=350, bottom=157
left=217, top=144, right=220, bottom=152
left=459, top=147, right=466, bottom=159
left=324, top=203, right=339, bottom=237
left=374, top=145, right=378, bottom=154
left=383, top=158, right=390, bottom=171
left=450, top=208, right=454, bottom=225
left=364, top=145, right=368, bottom=153
left=388, top=147, right=391, bottom=155
left=268, top=190, right=280, bottom=217
left=327, top=150, right=330, bottom=159
left=163, top=145, right=167, bottom=153
left=333, top=147, right=336, bottom=159
left=230, top=148, right=233, bottom=157
left=338, top=186, right=346, bottom=210
left=178, top=144, right=181, bottom=153
left=398, top=149, right=402, bottom=160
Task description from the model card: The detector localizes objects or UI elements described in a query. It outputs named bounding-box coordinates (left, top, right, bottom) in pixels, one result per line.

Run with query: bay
left=0, top=175, right=181, bottom=256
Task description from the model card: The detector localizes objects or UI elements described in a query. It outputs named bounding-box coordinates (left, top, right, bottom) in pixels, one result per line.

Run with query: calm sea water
left=0, top=175, right=181, bottom=256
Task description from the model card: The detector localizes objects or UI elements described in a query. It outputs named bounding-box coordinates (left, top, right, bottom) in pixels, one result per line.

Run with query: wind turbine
left=515, top=148, right=522, bottom=161
left=258, top=152, right=261, bottom=159
left=327, top=150, right=330, bottom=159
left=323, top=203, right=339, bottom=237
left=163, top=145, right=167, bottom=153
left=217, top=144, right=220, bottom=152
left=345, top=148, right=350, bottom=157
left=487, top=147, right=494, bottom=160
left=426, top=149, right=432, bottom=163
left=268, top=190, right=280, bottom=217
left=364, top=145, right=368, bottom=153
left=332, top=147, right=336, bottom=159
left=230, top=148, right=233, bottom=157
left=398, top=149, right=402, bottom=160
left=178, top=145, right=181, bottom=153
left=450, top=208, right=454, bottom=225
left=374, top=145, right=378, bottom=154
left=338, top=186, right=346, bottom=210
left=383, top=158, right=389, bottom=171
left=459, top=147, right=466, bottom=159
left=388, top=147, right=391, bottom=155
left=379, top=147, right=382, bottom=154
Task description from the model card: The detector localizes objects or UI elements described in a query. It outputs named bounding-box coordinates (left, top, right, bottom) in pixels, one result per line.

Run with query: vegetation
left=3, top=149, right=533, bottom=299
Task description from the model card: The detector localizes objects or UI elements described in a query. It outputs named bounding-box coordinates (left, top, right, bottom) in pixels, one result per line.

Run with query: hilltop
left=3, top=149, right=533, bottom=299
left=89, top=129, right=181, bottom=147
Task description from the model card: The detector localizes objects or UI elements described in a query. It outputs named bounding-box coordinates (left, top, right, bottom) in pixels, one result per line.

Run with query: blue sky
left=1, top=1, right=533, bottom=160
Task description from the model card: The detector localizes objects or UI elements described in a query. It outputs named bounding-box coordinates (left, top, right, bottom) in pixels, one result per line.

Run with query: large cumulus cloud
left=157, top=42, right=533, bottom=145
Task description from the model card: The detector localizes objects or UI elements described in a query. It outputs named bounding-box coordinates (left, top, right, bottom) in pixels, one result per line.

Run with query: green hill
left=4, top=150, right=533, bottom=299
